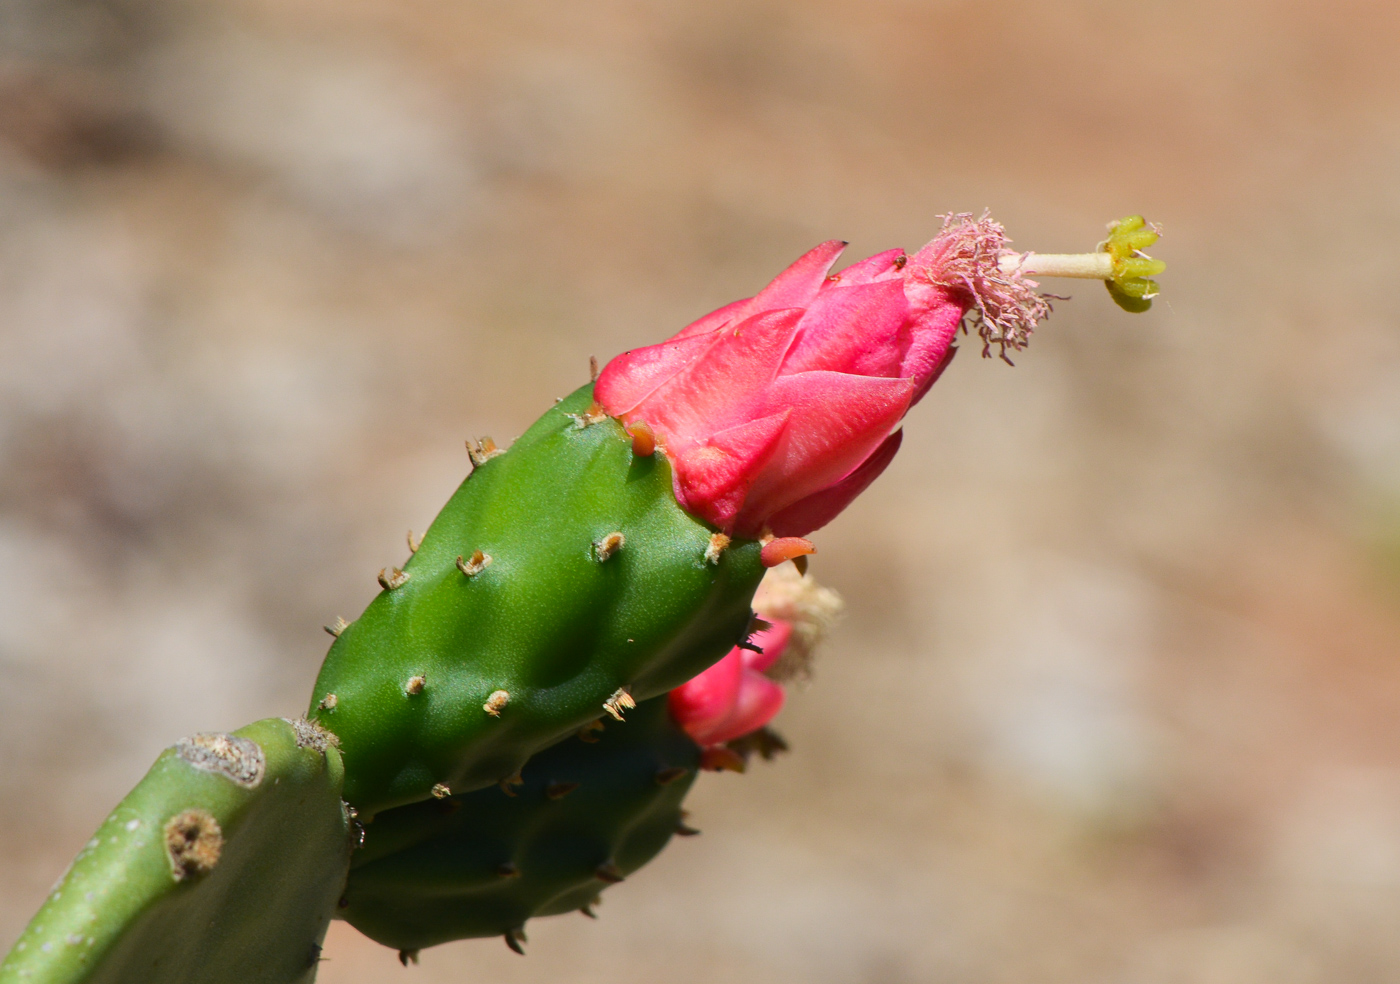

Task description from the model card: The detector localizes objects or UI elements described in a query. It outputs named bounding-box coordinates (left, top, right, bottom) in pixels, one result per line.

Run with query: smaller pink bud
left=668, top=621, right=791, bottom=747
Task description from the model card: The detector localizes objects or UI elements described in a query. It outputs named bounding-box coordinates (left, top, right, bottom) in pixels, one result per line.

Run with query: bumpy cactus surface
left=309, top=383, right=764, bottom=818
left=338, top=695, right=699, bottom=956
left=0, top=719, right=351, bottom=984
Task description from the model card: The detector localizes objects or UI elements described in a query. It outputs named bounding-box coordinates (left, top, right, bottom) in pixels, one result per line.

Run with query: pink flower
left=597, top=214, right=1046, bottom=538
left=669, top=620, right=791, bottom=747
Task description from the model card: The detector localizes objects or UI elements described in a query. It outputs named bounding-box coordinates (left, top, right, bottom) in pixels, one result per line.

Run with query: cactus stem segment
left=594, top=531, right=625, bottom=562
left=163, top=809, right=223, bottom=881
left=318, top=693, right=338, bottom=712
left=406, top=530, right=421, bottom=554
left=399, top=949, right=420, bottom=966
left=404, top=675, right=426, bottom=696
left=627, top=420, right=656, bottom=456
left=653, top=766, right=689, bottom=786
left=578, top=719, right=605, bottom=743
left=593, top=861, right=625, bottom=884
left=602, top=687, right=636, bottom=721
left=456, top=550, right=493, bottom=577
left=760, top=537, right=816, bottom=569
left=466, top=437, right=504, bottom=467
left=544, top=781, right=580, bottom=800
left=430, top=783, right=451, bottom=799
left=323, top=617, right=349, bottom=637
left=704, top=532, right=731, bottom=565
left=483, top=690, right=510, bottom=717
left=378, top=567, right=410, bottom=591
left=567, top=401, right=609, bottom=429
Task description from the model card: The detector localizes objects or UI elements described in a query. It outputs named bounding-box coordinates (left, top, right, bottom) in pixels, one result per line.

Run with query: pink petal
left=897, top=284, right=966, bottom=404
left=734, top=372, right=914, bottom=533
left=631, top=307, right=804, bottom=445
left=833, top=248, right=906, bottom=285
left=694, top=673, right=785, bottom=746
left=742, top=620, right=792, bottom=675
left=672, top=409, right=790, bottom=530
left=668, top=648, right=744, bottom=739
left=779, top=279, right=909, bottom=378
left=746, top=240, right=847, bottom=312
left=596, top=331, right=723, bottom=418
left=676, top=296, right=754, bottom=338
left=767, top=429, right=903, bottom=537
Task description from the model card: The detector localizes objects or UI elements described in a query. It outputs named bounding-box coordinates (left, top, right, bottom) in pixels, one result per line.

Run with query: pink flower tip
left=597, top=213, right=1044, bottom=538
left=668, top=620, right=792, bottom=747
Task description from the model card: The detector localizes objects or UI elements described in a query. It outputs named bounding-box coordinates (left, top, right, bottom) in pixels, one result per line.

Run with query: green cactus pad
left=338, top=695, right=699, bottom=953
left=0, top=718, right=352, bottom=984
left=309, top=383, right=764, bottom=818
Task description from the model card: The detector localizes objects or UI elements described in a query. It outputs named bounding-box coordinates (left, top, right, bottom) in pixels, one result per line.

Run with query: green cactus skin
left=0, top=719, right=351, bottom=984
left=309, top=383, right=764, bottom=818
left=337, top=695, right=699, bottom=954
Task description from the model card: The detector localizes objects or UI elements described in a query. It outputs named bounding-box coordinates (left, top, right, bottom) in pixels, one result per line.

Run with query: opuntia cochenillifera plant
left=2, top=213, right=1161, bottom=982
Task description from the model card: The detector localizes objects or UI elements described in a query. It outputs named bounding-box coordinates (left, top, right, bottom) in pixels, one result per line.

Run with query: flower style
left=669, top=620, right=791, bottom=748
left=597, top=213, right=1050, bottom=538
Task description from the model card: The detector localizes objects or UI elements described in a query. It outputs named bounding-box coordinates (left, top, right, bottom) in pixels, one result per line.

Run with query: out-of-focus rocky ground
left=4, top=0, right=1400, bottom=980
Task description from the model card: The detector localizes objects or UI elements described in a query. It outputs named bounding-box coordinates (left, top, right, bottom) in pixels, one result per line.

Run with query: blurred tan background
left=4, top=0, right=1400, bottom=981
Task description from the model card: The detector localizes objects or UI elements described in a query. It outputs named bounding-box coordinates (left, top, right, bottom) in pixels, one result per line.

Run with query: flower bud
left=597, top=214, right=1043, bottom=537
left=668, top=621, right=791, bottom=747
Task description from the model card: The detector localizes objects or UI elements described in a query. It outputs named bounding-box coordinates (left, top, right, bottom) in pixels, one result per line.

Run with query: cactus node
left=176, top=733, right=265, bottom=788
left=704, top=532, right=731, bottom=565
left=700, top=746, right=747, bottom=773
left=593, top=861, right=625, bottom=884
left=406, top=530, right=421, bottom=554
left=404, top=675, right=426, bottom=696
left=602, top=687, right=636, bottom=721
left=430, top=783, right=451, bottom=800
left=543, top=781, right=580, bottom=800
left=378, top=567, right=410, bottom=591
left=456, top=550, right=492, bottom=577
left=483, top=689, right=510, bottom=717
left=324, top=617, right=348, bottom=638
left=594, top=531, right=625, bottom=562
left=163, top=809, right=223, bottom=881
left=567, top=401, right=609, bottom=429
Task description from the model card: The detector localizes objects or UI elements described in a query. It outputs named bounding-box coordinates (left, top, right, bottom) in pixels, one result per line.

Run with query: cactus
left=0, top=718, right=352, bottom=984
left=337, top=695, right=700, bottom=958
left=2, top=212, right=1162, bottom=980
left=309, top=383, right=766, bottom=819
